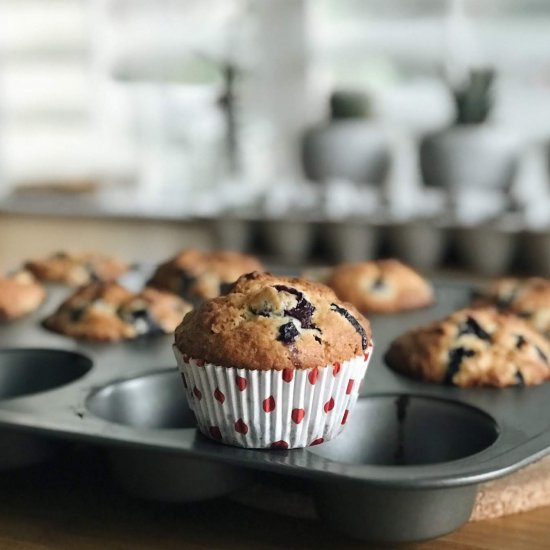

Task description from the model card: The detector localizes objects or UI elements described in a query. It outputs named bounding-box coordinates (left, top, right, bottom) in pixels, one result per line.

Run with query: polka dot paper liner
left=173, top=345, right=373, bottom=449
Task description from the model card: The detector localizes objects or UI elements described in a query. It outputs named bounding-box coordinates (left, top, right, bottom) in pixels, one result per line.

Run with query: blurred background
left=2, top=0, right=550, bottom=274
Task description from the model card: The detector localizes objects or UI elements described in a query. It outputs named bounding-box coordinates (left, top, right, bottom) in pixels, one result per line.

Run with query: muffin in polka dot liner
left=173, top=272, right=374, bottom=449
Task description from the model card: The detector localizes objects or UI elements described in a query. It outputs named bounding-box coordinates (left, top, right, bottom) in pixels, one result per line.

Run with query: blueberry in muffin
left=473, top=277, right=550, bottom=338
left=44, top=282, right=191, bottom=342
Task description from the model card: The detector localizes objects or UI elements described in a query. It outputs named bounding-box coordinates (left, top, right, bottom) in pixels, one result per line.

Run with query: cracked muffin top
left=44, top=282, right=192, bottom=342
left=0, top=270, right=46, bottom=320
left=385, top=307, right=550, bottom=388
left=174, top=271, right=372, bottom=371
left=323, top=259, right=434, bottom=314
left=25, top=251, right=129, bottom=286
left=473, top=277, right=550, bottom=338
left=148, top=249, right=264, bottom=301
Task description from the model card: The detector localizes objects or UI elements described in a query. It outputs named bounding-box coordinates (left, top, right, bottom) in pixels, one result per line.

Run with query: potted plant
left=420, top=69, right=520, bottom=192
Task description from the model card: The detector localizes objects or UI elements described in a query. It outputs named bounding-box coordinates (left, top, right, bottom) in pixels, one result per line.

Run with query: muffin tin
left=0, top=278, right=550, bottom=543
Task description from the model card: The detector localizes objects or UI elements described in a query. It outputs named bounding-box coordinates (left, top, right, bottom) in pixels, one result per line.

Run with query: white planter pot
left=302, top=121, right=390, bottom=184
left=420, top=127, right=520, bottom=191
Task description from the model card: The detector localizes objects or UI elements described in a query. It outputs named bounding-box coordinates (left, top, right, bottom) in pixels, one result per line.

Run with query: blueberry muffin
left=44, top=282, right=191, bottom=342
left=473, top=277, right=550, bottom=338
left=148, top=249, right=264, bottom=301
left=322, top=259, right=434, bottom=314
left=174, top=271, right=374, bottom=448
left=25, top=251, right=129, bottom=286
left=385, top=307, right=550, bottom=388
left=0, top=271, right=46, bottom=321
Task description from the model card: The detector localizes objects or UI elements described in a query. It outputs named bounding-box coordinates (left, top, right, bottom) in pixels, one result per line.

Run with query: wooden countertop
left=0, top=446, right=548, bottom=550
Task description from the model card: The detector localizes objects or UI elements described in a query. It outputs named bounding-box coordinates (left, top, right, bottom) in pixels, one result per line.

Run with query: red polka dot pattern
left=341, top=409, right=350, bottom=425
left=209, top=426, right=222, bottom=440
left=263, top=396, right=276, bottom=413
left=308, top=368, right=319, bottom=385
left=235, top=375, right=247, bottom=391
left=176, top=344, right=373, bottom=449
left=234, top=418, right=249, bottom=434
left=282, top=369, right=294, bottom=383
left=291, top=408, right=305, bottom=424
left=214, top=388, right=225, bottom=404
left=324, top=397, right=335, bottom=413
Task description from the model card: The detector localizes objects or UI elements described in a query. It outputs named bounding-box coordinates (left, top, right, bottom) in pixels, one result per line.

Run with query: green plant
left=453, top=69, right=495, bottom=125
left=329, top=90, right=371, bottom=120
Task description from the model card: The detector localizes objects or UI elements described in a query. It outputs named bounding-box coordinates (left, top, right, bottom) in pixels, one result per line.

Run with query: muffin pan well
left=0, top=279, right=550, bottom=543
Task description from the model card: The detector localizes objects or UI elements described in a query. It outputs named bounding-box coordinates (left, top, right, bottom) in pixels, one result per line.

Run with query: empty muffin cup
left=310, top=394, right=499, bottom=542
left=0, top=348, right=92, bottom=469
left=454, top=223, right=518, bottom=276
left=174, top=345, right=373, bottom=449
left=385, top=219, right=447, bottom=271
left=310, top=394, right=498, bottom=466
left=87, top=368, right=252, bottom=501
left=261, top=219, right=314, bottom=263
left=323, top=220, right=379, bottom=262
left=0, top=348, right=92, bottom=400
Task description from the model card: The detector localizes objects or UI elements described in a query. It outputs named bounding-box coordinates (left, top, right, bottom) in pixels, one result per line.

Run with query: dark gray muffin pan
left=0, top=281, right=549, bottom=543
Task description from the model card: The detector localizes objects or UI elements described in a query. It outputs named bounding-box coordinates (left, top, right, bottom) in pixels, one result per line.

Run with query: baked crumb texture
left=385, top=307, right=550, bottom=388
left=324, top=259, right=434, bottom=314
left=148, top=249, right=264, bottom=301
left=44, top=282, right=191, bottom=342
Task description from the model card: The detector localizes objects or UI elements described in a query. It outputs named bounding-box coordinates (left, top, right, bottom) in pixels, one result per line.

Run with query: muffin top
left=174, top=271, right=372, bottom=370
left=0, top=270, right=46, bottom=320
left=148, top=249, right=264, bottom=301
left=44, top=282, right=192, bottom=342
left=473, top=277, right=550, bottom=338
left=324, top=259, right=434, bottom=314
left=385, top=307, right=550, bottom=388
left=25, top=251, right=129, bottom=286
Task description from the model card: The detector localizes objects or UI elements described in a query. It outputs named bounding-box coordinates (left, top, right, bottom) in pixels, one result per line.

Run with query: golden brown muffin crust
left=385, top=307, right=550, bottom=388
left=174, top=272, right=372, bottom=370
left=473, top=277, right=550, bottom=338
left=148, top=249, right=264, bottom=301
left=44, top=282, right=191, bottom=342
left=324, top=259, right=434, bottom=314
left=25, top=251, right=129, bottom=286
left=0, top=271, right=46, bottom=320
